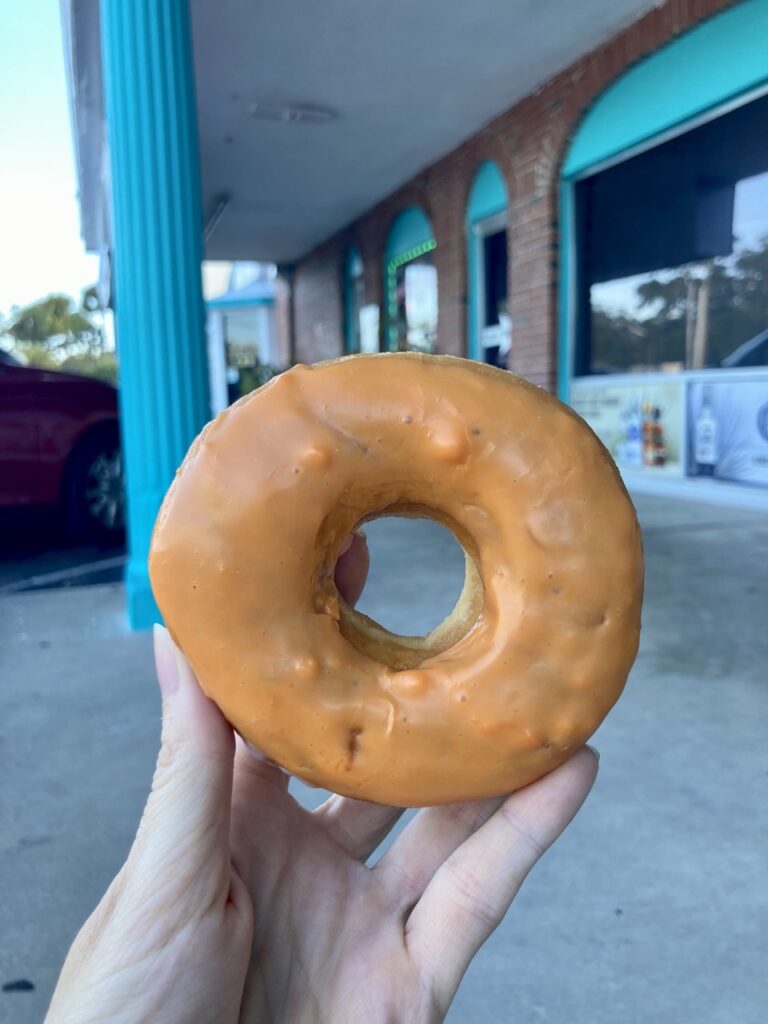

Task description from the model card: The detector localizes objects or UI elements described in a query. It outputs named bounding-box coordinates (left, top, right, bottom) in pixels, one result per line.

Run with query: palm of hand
left=232, top=753, right=424, bottom=1024
left=227, top=537, right=597, bottom=1023
left=230, top=741, right=596, bottom=1024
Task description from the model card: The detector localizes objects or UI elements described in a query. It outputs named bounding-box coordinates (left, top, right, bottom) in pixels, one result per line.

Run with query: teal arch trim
left=564, top=0, right=768, bottom=177
left=343, top=245, right=363, bottom=353
left=384, top=208, right=436, bottom=351
left=206, top=296, right=274, bottom=310
left=345, top=244, right=363, bottom=277
left=467, top=160, right=509, bottom=224
left=467, top=161, right=509, bottom=360
left=557, top=183, right=576, bottom=401
left=385, top=207, right=434, bottom=263
left=558, top=0, right=768, bottom=401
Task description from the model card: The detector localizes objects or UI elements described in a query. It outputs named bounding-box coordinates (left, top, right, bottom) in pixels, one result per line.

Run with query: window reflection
left=223, top=310, right=276, bottom=401
left=577, top=93, right=768, bottom=374
left=394, top=255, right=438, bottom=353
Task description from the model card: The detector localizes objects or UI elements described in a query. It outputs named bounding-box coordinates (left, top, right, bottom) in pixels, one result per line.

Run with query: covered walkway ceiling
left=194, top=0, right=659, bottom=261
left=70, top=0, right=660, bottom=262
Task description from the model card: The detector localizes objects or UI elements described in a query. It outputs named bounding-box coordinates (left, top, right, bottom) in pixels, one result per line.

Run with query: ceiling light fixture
left=248, top=101, right=338, bottom=124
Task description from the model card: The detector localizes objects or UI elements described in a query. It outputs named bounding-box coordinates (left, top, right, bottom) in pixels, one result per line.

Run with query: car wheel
left=64, top=426, right=125, bottom=545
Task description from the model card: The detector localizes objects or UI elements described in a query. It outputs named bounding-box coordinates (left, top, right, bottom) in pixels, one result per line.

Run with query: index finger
left=335, top=530, right=369, bottom=605
left=405, top=746, right=599, bottom=1014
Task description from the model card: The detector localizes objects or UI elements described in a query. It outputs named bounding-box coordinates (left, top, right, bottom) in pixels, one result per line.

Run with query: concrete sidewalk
left=1, top=495, right=766, bottom=1023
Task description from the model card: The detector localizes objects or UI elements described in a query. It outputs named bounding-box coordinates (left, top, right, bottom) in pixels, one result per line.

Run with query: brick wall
left=272, top=272, right=293, bottom=368
left=292, top=236, right=346, bottom=363
left=290, top=0, right=738, bottom=388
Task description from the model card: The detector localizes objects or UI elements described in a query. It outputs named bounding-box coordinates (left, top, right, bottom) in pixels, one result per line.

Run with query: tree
left=591, top=235, right=768, bottom=372
left=3, top=292, right=105, bottom=359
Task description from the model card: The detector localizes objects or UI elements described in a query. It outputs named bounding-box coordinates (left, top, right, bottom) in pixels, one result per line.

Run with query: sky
left=0, top=0, right=98, bottom=317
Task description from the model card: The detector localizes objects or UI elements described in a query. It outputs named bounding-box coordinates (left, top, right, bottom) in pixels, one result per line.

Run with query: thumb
left=128, top=626, right=235, bottom=888
left=335, top=530, right=369, bottom=606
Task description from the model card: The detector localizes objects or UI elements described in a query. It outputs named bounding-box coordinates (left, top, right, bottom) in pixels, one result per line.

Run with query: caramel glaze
left=150, top=353, right=643, bottom=806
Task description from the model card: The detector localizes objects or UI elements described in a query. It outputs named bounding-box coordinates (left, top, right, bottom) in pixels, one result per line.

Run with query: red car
left=0, top=350, right=124, bottom=541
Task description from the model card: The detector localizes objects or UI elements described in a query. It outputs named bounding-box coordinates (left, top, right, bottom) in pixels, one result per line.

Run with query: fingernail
left=587, top=744, right=600, bottom=762
left=154, top=624, right=180, bottom=697
left=338, top=534, right=353, bottom=556
left=355, top=528, right=367, bottom=543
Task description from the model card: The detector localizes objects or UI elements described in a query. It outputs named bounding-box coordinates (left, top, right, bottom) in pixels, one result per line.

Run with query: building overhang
left=62, top=0, right=660, bottom=263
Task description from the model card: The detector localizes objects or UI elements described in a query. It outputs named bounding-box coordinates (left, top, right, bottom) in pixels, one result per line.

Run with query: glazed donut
left=150, top=353, right=643, bottom=806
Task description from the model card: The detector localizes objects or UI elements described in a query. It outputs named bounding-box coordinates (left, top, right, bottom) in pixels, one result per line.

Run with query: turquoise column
left=100, top=0, right=209, bottom=628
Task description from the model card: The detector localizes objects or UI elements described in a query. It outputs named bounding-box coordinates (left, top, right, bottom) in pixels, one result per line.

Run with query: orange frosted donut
left=149, top=353, right=643, bottom=806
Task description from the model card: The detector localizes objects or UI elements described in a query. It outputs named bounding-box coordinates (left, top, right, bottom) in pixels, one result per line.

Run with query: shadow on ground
left=0, top=509, right=125, bottom=594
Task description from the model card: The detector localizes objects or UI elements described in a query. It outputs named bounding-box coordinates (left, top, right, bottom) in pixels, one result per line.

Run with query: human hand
left=48, top=533, right=598, bottom=1023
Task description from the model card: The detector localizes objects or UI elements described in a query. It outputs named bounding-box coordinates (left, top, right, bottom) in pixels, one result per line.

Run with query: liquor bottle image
left=624, top=400, right=643, bottom=468
left=652, top=406, right=667, bottom=467
left=642, top=402, right=655, bottom=467
left=694, top=384, right=718, bottom=476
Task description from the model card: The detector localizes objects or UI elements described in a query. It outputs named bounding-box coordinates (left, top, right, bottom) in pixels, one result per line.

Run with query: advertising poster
left=687, top=378, right=768, bottom=488
left=570, top=379, right=683, bottom=476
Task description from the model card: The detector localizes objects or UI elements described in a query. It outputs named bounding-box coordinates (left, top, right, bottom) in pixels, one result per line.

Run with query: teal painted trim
left=385, top=207, right=434, bottom=263
left=345, top=244, right=363, bottom=277
left=101, top=0, right=209, bottom=629
left=467, top=231, right=480, bottom=361
left=384, top=240, right=437, bottom=351
left=343, top=245, right=363, bottom=353
left=126, top=559, right=162, bottom=629
left=467, top=161, right=509, bottom=361
left=206, top=296, right=274, bottom=310
left=387, top=240, right=437, bottom=273
left=557, top=181, right=574, bottom=403
left=466, top=161, right=508, bottom=224
left=564, top=0, right=768, bottom=177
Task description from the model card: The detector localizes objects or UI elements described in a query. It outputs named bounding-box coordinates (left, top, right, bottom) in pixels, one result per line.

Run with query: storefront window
left=466, top=161, right=510, bottom=366
left=385, top=209, right=437, bottom=353
left=483, top=230, right=508, bottom=330
left=343, top=247, right=365, bottom=353
left=480, top=228, right=509, bottom=367
left=391, top=249, right=438, bottom=353
left=575, top=92, right=768, bottom=376
left=223, top=309, right=276, bottom=401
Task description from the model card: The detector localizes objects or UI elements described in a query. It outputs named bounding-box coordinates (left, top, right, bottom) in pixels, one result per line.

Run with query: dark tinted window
left=483, top=229, right=508, bottom=328
left=575, top=93, right=768, bottom=374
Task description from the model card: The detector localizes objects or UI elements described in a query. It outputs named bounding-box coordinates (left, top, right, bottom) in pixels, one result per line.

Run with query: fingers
left=128, top=626, right=235, bottom=887
left=335, top=530, right=369, bottom=606
left=374, top=796, right=504, bottom=902
left=314, top=794, right=404, bottom=860
left=407, top=748, right=599, bottom=1013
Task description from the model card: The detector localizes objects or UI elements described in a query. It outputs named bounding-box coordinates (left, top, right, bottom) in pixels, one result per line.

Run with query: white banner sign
left=687, top=379, right=768, bottom=487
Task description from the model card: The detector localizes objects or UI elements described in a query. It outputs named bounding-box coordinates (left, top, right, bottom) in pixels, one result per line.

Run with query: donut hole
left=335, top=509, right=484, bottom=671
left=355, top=517, right=465, bottom=634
